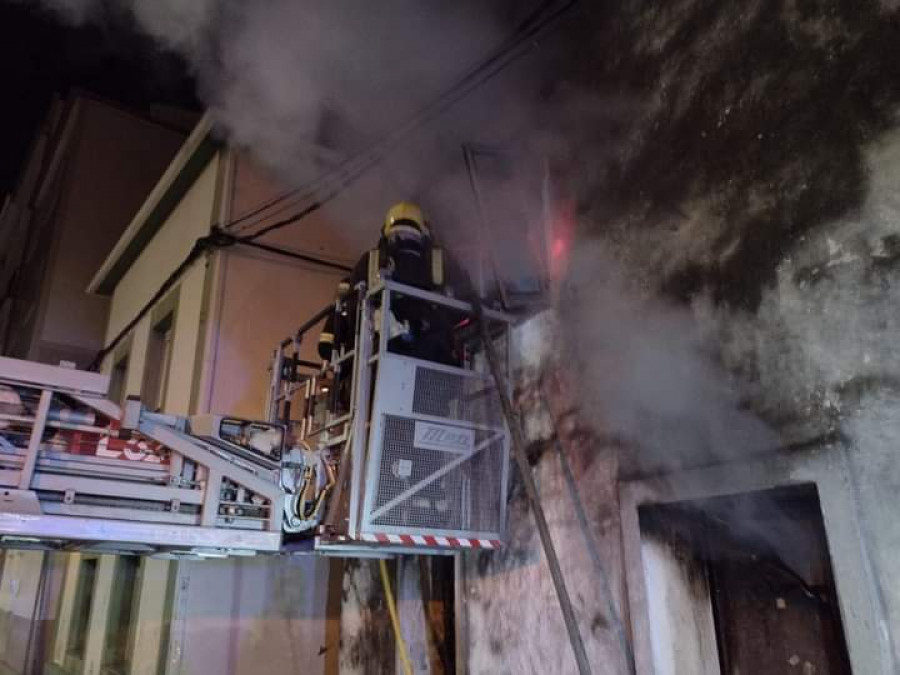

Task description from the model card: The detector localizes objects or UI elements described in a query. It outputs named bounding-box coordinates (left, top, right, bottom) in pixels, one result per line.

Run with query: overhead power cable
left=224, top=0, right=575, bottom=235
left=226, top=0, right=579, bottom=242
left=88, top=229, right=349, bottom=371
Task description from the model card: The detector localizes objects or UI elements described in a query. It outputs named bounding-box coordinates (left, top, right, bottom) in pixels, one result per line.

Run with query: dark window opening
left=67, top=556, right=98, bottom=661
left=638, top=484, right=852, bottom=675
left=142, top=312, right=174, bottom=412
left=102, top=556, right=140, bottom=675
left=108, top=354, right=128, bottom=405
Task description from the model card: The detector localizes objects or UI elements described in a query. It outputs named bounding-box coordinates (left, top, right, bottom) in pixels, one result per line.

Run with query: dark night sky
left=0, top=2, right=200, bottom=196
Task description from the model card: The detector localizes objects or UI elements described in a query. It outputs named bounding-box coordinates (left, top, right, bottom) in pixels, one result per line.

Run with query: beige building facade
left=0, top=112, right=372, bottom=675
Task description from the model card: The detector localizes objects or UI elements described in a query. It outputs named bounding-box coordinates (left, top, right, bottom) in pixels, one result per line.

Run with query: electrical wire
left=223, top=0, right=576, bottom=236
left=88, top=229, right=349, bottom=371
left=227, top=0, right=579, bottom=242
left=88, top=232, right=222, bottom=371
left=89, top=1, right=578, bottom=370
left=237, top=238, right=351, bottom=273
left=380, top=559, right=414, bottom=675
left=237, top=8, right=574, bottom=244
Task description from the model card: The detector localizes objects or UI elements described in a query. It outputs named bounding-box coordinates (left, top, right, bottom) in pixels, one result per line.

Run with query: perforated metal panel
left=412, top=367, right=503, bottom=425
left=360, top=355, right=509, bottom=541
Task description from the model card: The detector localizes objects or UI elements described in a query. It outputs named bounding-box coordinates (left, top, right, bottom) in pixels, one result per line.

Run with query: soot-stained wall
left=464, top=1, right=900, bottom=673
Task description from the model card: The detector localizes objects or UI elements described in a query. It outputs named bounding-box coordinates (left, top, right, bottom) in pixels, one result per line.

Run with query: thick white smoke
left=557, top=240, right=779, bottom=472
left=29, top=0, right=779, bottom=469
left=29, top=0, right=538, bottom=220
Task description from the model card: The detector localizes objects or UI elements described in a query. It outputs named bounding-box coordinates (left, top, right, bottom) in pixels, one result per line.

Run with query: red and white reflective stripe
left=359, top=533, right=502, bottom=549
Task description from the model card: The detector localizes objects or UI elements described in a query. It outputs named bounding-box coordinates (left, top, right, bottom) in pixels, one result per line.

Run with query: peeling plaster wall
left=463, top=171, right=900, bottom=671
left=705, top=128, right=900, bottom=667
left=460, top=315, right=632, bottom=675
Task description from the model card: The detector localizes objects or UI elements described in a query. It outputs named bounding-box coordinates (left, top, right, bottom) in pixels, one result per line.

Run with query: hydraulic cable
left=380, top=559, right=414, bottom=675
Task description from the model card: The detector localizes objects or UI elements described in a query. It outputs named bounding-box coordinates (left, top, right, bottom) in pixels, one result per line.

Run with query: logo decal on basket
left=413, top=422, right=474, bottom=453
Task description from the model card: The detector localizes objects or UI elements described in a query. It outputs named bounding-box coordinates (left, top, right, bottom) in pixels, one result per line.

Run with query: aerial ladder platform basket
left=270, top=279, right=513, bottom=557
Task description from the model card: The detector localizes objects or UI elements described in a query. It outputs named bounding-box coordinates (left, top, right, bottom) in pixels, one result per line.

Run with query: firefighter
left=317, top=201, right=465, bottom=365
left=317, top=278, right=353, bottom=362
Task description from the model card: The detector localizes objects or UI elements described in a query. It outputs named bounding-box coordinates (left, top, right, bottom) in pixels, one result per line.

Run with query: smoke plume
left=557, top=240, right=779, bottom=473
left=28, top=0, right=549, bottom=229
left=28, top=0, right=780, bottom=469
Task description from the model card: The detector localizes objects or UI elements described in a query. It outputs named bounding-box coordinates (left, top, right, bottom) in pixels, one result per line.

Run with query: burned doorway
left=637, top=484, right=851, bottom=675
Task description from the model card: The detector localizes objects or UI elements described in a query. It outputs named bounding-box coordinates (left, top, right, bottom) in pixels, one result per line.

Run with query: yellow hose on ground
left=379, top=559, right=414, bottom=675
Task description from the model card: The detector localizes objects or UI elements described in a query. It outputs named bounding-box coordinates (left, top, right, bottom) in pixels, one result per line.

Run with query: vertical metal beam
left=348, top=287, right=375, bottom=538
left=18, top=389, right=51, bottom=489
left=265, top=347, right=283, bottom=423
left=201, top=469, right=222, bottom=527
left=539, top=389, right=635, bottom=674
left=462, top=145, right=510, bottom=308
left=477, top=313, right=592, bottom=675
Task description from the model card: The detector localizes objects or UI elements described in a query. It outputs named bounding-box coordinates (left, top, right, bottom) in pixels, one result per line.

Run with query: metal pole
left=476, top=312, right=592, bottom=675
left=462, top=144, right=510, bottom=309
left=18, top=389, right=52, bottom=489
left=539, top=389, right=636, bottom=674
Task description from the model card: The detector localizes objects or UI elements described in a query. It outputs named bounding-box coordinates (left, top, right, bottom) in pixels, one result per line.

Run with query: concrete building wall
left=38, top=553, right=174, bottom=675
left=39, top=100, right=185, bottom=359
left=0, top=95, right=183, bottom=368
left=205, top=248, right=347, bottom=418
left=104, top=154, right=220, bottom=413
left=202, top=153, right=363, bottom=418
left=90, top=145, right=374, bottom=675
left=105, top=153, right=219, bottom=343
left=0, top=551, right=46, bottom=673
left=171, top=152, right=373, bottom=675
left=165, top=556, right=333, bottom=675
left=455, top=3, right=900, bottom=673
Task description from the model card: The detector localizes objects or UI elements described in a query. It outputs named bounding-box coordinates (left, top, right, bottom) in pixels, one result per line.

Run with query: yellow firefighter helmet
left=383, top=201, right=429, bottom=238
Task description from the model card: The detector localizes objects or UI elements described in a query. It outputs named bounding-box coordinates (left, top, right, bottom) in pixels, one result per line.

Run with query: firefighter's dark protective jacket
left=317, top=232, right=468, bottom=363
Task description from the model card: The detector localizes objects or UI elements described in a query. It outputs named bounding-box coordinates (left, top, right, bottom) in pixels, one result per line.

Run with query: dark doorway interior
left=639, top=484, right=852, bottom=675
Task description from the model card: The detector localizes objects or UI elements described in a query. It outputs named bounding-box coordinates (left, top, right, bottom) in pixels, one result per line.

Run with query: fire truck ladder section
left=0, top=357, right=284, bottom=556
left=0, top=281, right=513, bottom=559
